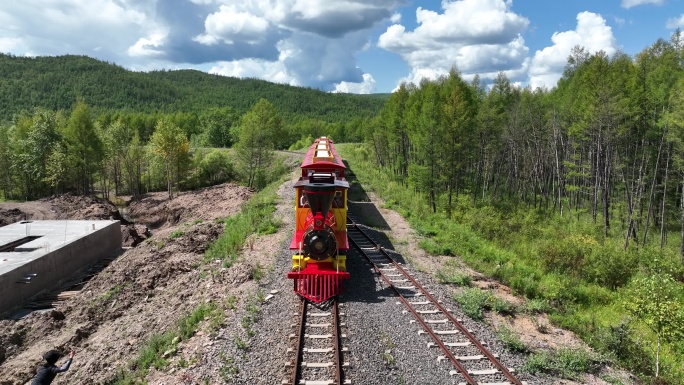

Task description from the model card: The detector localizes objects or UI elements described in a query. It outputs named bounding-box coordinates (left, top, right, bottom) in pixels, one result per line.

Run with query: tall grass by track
left=338, top=143, right=684, bottom=384
left=204, top=177, right=285, bottom=267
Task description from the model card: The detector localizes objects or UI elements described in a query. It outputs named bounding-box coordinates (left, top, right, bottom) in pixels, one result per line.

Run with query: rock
left=49, top=309, right=65, bottom=321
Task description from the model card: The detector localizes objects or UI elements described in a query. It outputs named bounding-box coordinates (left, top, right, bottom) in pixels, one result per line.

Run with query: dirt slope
left=0, top=183, right=253, bottom=384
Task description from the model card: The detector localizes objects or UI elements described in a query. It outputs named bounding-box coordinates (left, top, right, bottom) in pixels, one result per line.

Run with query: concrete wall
left=0, top=221, right=121, bottom=317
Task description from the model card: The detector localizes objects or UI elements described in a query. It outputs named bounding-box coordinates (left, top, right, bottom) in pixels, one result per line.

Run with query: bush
left=538, top=234, right=596, bottom=277
left=454, top=288, right=491, bottom=321
left=583, top=244, right=638, bottom=289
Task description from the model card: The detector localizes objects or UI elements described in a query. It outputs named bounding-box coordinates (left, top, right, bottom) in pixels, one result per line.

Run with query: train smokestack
left=304, top=182, right=335, bottom=222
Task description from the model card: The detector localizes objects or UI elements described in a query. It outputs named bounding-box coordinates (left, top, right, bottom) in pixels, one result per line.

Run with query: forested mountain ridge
left=0, top=53, right=386, bottom=123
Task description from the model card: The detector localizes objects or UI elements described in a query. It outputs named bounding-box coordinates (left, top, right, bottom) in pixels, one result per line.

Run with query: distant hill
left=0, top=54, right=387, bottom=122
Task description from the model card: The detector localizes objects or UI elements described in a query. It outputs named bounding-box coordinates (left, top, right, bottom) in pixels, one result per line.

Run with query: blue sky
left=0, top=0, right=682, bottom=93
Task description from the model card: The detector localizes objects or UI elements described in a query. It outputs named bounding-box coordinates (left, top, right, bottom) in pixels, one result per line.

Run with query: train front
left=288, top=138, right=349, bottom=302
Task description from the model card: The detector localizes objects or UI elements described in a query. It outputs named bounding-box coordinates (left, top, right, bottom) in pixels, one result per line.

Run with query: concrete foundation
left=0, top=220, right=121, bottom=317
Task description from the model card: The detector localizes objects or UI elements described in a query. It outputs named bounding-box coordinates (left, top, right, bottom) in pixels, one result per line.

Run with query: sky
left=0, top=0, right=683, bottom=94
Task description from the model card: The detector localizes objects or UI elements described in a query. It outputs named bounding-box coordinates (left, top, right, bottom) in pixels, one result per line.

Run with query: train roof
left=301, top=137, right=346, bottom=170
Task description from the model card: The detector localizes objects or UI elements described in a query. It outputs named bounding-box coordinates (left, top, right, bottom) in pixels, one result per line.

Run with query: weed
left=241, top=298, right=261, bottom=337
left=491, top=296, right=517, bottom=316
left=436, top=269, right=472, bottom=286
left=497, top=326, right=528, bottom=353
left=170, top=229, right=183, bottom=238
left=454, top=288, right=492, bottom=321
left=251, top=262, right=264, bottom=282
left=219, top=352, right=239, bottom=381
left=524, top=298, right=551, bottom=315
left=225, top=295, right=237, bottom=310
left=523, top=347, right=604, bottom=380
left=380, top=350, right=394, bottom=366
left=192, top=219, right=203, bottom=225
left=533, top=317, right=550, bottom=334
left=234, top=336, right=248, bottom=351
left=178, top=301, right=218, bottom=339
left=378, top=331, right=395, bottom=367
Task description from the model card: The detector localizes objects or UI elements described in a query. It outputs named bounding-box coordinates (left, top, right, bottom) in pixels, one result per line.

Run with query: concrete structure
left=0, top=220, right=121, bottom=317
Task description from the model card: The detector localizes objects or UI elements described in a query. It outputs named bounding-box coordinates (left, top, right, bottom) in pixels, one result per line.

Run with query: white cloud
left=334, top=73, right=376, bottom=94
left=195, top=5, right=271, bottom=45
left=666, top=14, right=684, bottom=29
left=0, top=1, right=152, bottom=62
left=0, top=37, right=25, bottom=53
left=528, top=12, right=617, bottom=90
left=128, top=31, right=168, bottom=58
left=209, top=58, right=297, bottom=86
left=378, top=0, right=530, bottom=87
left=621, top=0, right=664, bottom=9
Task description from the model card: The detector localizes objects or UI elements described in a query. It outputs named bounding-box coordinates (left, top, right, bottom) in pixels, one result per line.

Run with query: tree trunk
left=643, top=131, right=664, bottom=245
left=660, top=143, right=670, bottom=249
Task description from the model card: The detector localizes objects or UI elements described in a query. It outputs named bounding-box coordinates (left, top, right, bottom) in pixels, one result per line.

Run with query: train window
left=332, top=191, right=344, bottom=208
left=299, top=192, right=308, bottom=208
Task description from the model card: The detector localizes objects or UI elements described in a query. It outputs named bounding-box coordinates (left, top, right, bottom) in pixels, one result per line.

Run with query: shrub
left=454, top=288, right=491, bottom=320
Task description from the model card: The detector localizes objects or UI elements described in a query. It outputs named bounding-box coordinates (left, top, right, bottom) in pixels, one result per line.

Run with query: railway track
left=347, top=214, right=525, bottom=385
left=283, top=298, right=350, bottom=385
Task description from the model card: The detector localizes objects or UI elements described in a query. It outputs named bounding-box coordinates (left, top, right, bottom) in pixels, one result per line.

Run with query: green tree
left=64, top=102, right=103, bottom=195
left=200, top=106, right=238, bottom=148
left=624, top=272, right=684, bottom=377
left=149, top=117, right=190, bottom=199
left=9, top=110, right=63, bottom=198
left=234, top=99, right=282, bottom=189
left=198, top=149, right=234, bottom=185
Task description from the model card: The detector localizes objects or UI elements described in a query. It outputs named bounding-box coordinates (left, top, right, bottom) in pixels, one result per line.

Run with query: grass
left=338, top=143, right=684, bottom=383
left=379, top=331, right=395, bottom=366
left=523, top=347, right=604, bottom=380
left=435, top=268, right=471, bottom=286
left=497, top=326, right=528, bottom=353
left=453, top=288, right=491, bottom=321
left=453, top=288, right=516, bottom=320
left=204, top=177, right=284, bottom=267
left=111, top=301, right=222, bottom=384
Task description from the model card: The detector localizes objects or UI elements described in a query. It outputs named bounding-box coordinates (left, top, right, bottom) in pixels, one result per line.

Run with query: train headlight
left=303, top=228, right=338, bottom=261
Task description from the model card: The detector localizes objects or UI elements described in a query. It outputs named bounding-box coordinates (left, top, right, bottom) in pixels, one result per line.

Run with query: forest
left=2, top=29, right=684, bottom=383
left=0, top=53, right=386, bottom=124
left=358, top=30, right=684, bottom=383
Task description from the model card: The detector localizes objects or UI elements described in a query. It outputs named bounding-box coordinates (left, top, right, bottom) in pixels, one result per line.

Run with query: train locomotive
left=287, top=137, right=350, bottom=302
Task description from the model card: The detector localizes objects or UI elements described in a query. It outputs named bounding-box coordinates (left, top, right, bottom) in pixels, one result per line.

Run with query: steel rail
left=290, top=298, right=307, bottom=385
left=332, top=299, right=344, bottom=385
left=348, top=220, right=522, bottom=385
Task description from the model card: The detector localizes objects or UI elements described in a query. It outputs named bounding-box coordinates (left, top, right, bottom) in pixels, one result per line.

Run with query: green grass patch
left=497, top=326, right=528, bottom=353
left=111, top=301, right=222, bottom=384
left=435, top=269, right=471, bottom=286
left=523, top=347, right=604, bottom=380
left=453, top=288, right=515, bottom=320
left=204, top=177, right=284, bottom=267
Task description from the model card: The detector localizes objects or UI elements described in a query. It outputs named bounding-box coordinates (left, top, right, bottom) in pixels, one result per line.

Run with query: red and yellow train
left=287, top=137, right=349, bottom=302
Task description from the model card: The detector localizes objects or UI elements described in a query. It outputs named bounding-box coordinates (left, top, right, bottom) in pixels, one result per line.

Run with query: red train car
left=287, top=137, right=350, bottom=302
